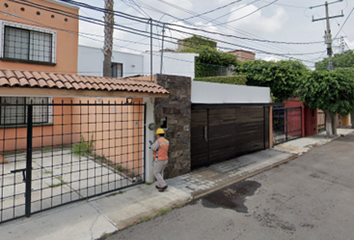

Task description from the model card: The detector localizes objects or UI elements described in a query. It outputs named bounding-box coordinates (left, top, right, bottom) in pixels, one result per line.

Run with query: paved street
left=107, top=134, right=354, bottom=240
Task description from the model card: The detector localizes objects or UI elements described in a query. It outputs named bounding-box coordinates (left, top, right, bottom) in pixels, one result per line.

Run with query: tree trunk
left=103, top=52, right=112, bottom=77
left=351, top=113, right=354, bottom=128
left=332, top=114, right=337, bottom=136
left=325, top=110, right=334, bottom=137
left=103, top=0, right=114, bottom=78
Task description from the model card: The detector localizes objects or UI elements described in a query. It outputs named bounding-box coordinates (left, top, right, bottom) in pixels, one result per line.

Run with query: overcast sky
left=78, top=0, right=354, bottom=68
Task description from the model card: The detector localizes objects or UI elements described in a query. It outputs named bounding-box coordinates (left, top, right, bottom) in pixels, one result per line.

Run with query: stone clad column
left=154, top=74, right=191, bottom=179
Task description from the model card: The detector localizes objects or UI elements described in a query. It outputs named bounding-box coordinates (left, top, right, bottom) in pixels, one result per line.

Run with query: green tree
left=180, top=46, right=239, bottom=78
left=296, top=69, right=354, bottom=136
left=179, top=35, right=217, bottom=50
left=235, top=60, right=308, bottom=102
left=315, top=50, right=354, bottom=71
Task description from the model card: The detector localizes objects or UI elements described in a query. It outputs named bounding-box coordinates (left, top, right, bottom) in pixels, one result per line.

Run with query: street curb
left=191, top=155, right=299, bottom=200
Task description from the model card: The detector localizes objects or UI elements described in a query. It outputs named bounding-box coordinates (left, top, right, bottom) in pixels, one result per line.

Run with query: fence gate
left=0, top=99, right=146, bottom=223
left=273, top=107, right=302, bottom=145
left=317, top=110, right=326, bottom=132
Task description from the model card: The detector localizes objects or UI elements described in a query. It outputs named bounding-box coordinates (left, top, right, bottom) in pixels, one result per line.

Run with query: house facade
left=0, top=0, right=79, bottom=73
left=0, top=0, right=171, bottom=224
left=0, top=0, right=79, bottom=149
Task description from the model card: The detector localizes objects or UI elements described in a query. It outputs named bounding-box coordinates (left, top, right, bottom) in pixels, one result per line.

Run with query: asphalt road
left=106, top=134, right=354, bottom=240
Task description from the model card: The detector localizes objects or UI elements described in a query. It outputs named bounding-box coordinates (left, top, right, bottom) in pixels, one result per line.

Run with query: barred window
left=4, top=26, right=53, bottom=63
left=0, top=97, right=52, bottom=126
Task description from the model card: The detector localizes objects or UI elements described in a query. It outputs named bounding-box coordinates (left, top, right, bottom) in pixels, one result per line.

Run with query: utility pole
left=150, top=18, right=153, bottom=82
left=311, top=0, right=344, bottom=137
left=160, top=23, right=165, bottom=75
left=311, top=0, right=344, bottom=71
left=103, top=0, right=114, bottom=78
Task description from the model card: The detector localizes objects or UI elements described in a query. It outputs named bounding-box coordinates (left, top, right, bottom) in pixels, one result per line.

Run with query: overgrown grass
left=107, top=191, right=124, bottom=197
left=97, top=231, right=118, bottom=240
left=2, top=150, right=26, bottom=156
left=49, top=181, right=67, bottom=188
left=72, top=135, right=95, bottom=157
left=116, top=165, right=125, bottom=172
left=42, top=146, right=53, bottom=152
left=49, top=176, right=67, bottom=188
left=44, top=171, right=53, bottom=174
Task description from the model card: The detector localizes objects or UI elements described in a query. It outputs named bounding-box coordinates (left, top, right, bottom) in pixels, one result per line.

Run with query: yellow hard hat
left=155, top=128, right=165, bottom=135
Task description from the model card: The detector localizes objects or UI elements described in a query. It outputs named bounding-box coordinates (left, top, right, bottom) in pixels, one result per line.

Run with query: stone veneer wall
left=154, top=74, right=191, bottom=179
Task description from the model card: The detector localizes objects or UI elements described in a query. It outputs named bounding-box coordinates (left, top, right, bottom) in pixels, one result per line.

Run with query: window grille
left=0, top=97, right=51, bottom=126
left=4, top=26, right=53, bottom=63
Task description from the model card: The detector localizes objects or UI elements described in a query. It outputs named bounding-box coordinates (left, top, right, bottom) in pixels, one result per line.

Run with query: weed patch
left=107, top=191, right=124, bottom=197
left=72, top=135, right=95, bottom=157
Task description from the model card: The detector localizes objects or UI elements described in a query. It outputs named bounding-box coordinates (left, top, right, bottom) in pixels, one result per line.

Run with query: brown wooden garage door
left=191, top=105, right=270, bottom=170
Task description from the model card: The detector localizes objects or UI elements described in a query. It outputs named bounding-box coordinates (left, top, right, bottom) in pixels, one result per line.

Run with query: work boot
left=158, top=185, right=168, bottom=192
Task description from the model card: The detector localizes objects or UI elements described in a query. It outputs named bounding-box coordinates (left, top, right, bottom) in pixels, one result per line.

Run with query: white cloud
left=262, top=56, right=282, bottom=62
left=347, top=40, right=354, bottom=50
left=226, top=5, right=289, bottom=34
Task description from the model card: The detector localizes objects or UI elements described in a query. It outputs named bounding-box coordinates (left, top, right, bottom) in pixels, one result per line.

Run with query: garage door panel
left=191, top=106, right=269, bottom=170
left=191, top=109, right=208, bottom=170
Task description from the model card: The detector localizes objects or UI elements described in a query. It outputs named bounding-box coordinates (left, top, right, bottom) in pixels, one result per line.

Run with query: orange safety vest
left=153, top=137, right=169, bottom=161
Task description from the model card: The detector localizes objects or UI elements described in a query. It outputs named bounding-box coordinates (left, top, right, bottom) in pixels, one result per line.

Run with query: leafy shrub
left=194, top=75, right=247, bottom=85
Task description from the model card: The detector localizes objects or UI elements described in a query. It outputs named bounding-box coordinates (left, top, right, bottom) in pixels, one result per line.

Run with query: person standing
left=151, top=128, right=169, bottom=192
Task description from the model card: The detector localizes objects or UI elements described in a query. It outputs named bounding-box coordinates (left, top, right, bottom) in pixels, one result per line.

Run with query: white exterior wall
left=78, top=46, right=198, bottom=80
left=192, top=81, right=271, bottom=104
left=78, top=45, right=144, bottom=78
left=143, top=52, right=198, bottom=80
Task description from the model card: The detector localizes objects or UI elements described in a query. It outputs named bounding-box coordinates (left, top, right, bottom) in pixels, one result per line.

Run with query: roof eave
left=0, top=87, right=169, bottom=98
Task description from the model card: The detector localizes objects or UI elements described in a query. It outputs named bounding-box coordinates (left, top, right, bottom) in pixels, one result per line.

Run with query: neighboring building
left=78, top=45, right=144, bottom=78
left=228, top=50, right=256, bottom=62
left=78, top=46, right=199, bottom=80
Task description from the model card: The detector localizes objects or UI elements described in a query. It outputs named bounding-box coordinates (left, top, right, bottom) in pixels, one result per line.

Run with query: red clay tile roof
left=0, top=69, right=169, bottom=95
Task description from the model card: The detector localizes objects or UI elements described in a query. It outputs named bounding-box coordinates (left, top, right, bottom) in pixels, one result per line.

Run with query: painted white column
left=143, top=97, right=155, bottom=183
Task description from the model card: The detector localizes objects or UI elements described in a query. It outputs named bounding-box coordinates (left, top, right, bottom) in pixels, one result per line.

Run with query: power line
left=259, top=0, right=308, bottom=9
left=206, top=0, right=260, bottom=23
left=147, top=0, right=315, bottom=58
left=59, top=0, right=324, bottom=46
left=333, top=7, right=354, bottom=40
left=10, top=0, right=320, bottom=60
left=62, top=0, right=323, bottom=63
left=182, top=0, right=243, bottom=21
left=124, top=0, right=151, bottom=18
left=215, top=0, right=279, bottom=26
left=10, top=0, right=320, bottom=63
left=0, top=9, right=314, bottom=72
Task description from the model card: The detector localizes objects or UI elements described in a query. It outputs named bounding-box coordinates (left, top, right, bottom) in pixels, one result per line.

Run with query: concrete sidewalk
left=1, top=129, right=352, bottom=240
left=274, top=128, right=354, bottom=155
